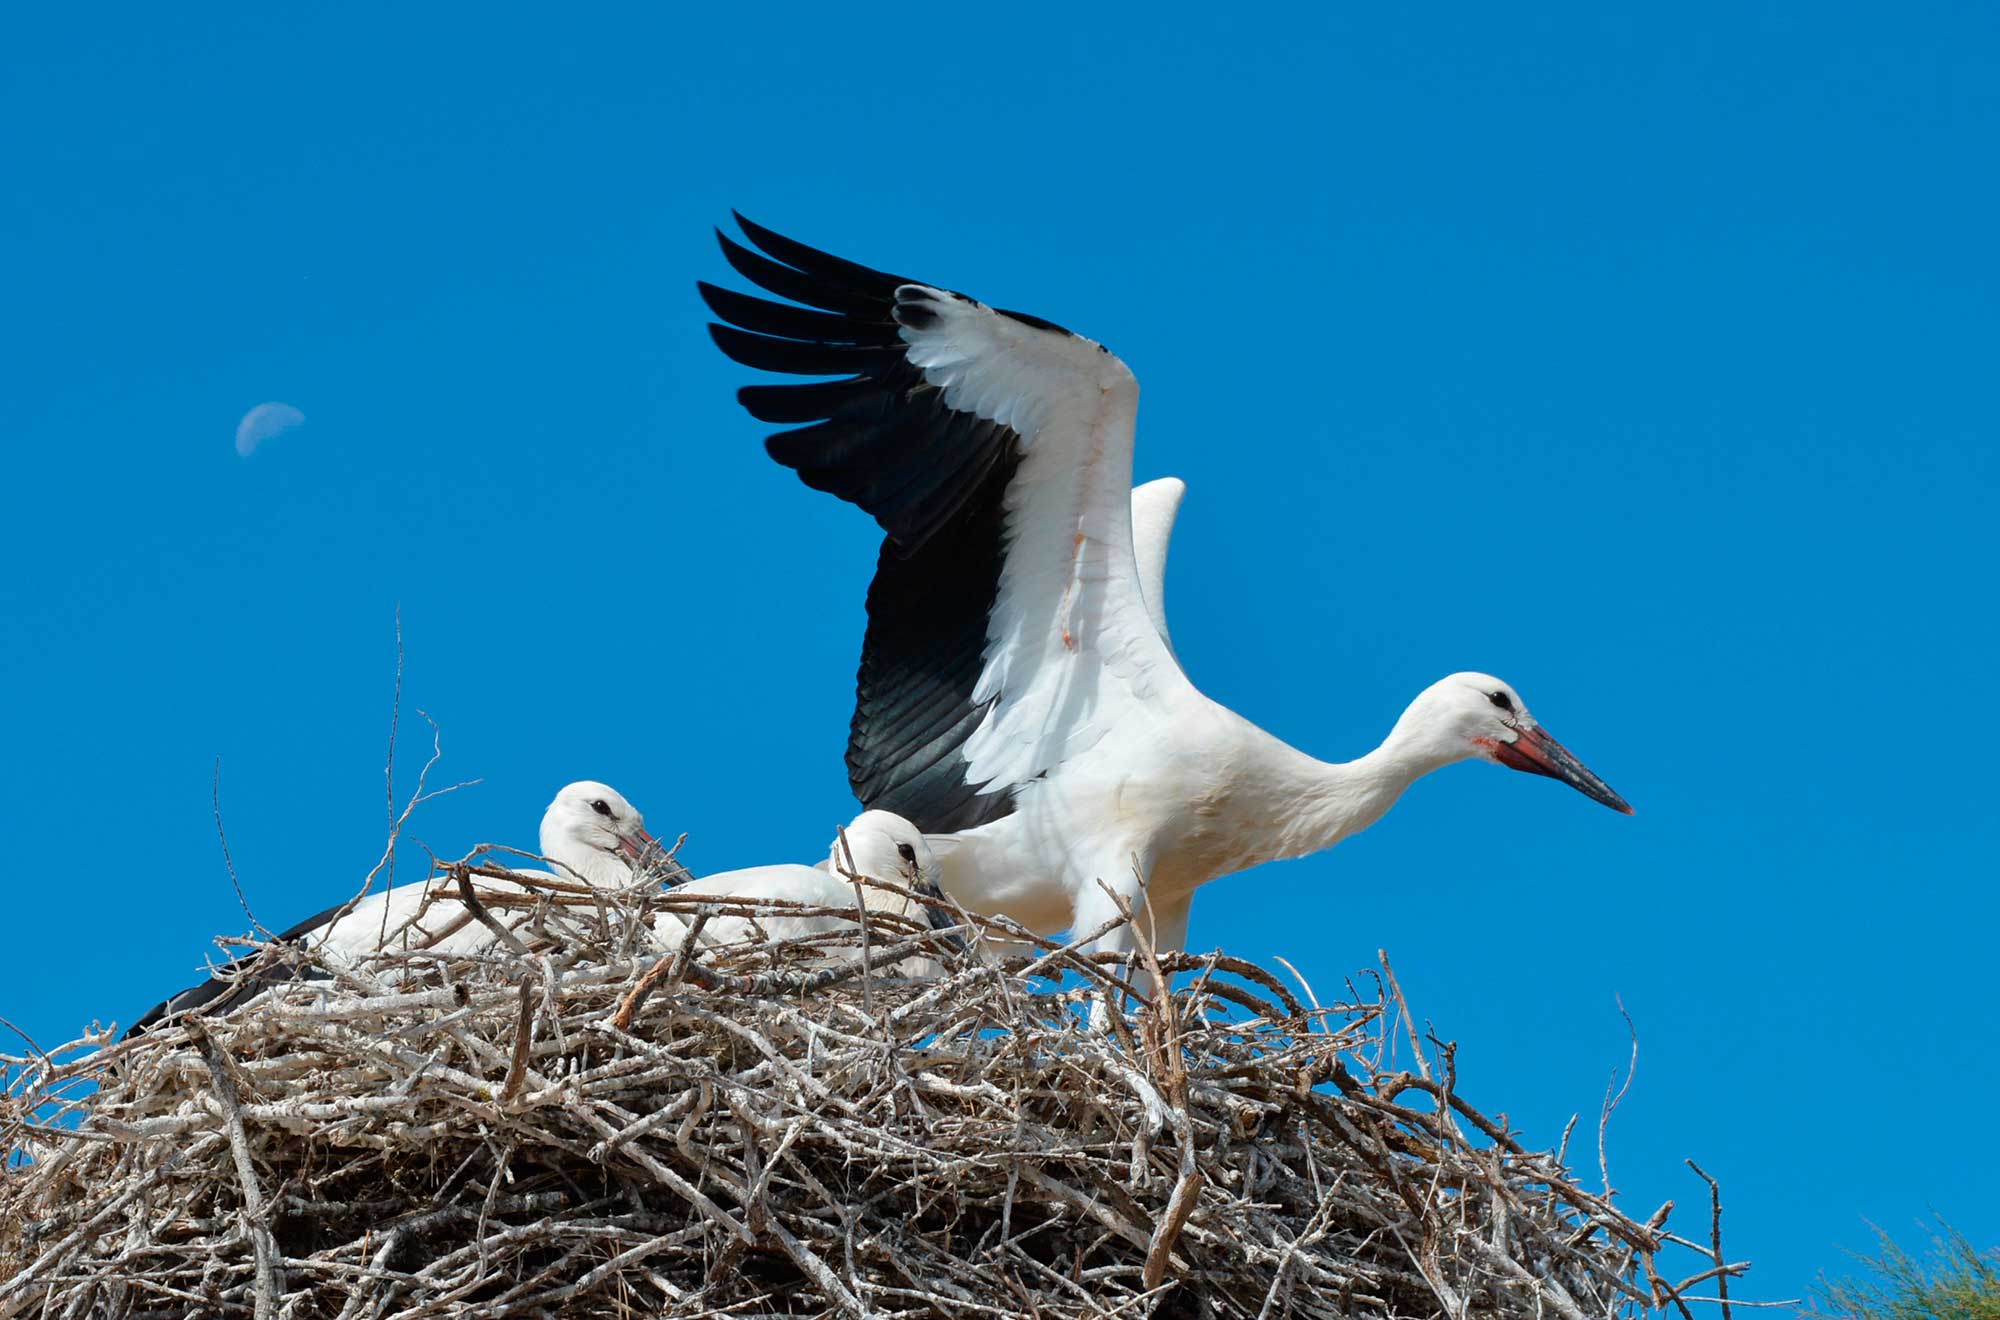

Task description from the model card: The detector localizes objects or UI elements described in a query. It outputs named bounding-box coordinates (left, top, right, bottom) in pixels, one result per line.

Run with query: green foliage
left=1816, top=1220, right=2000, bottom=1320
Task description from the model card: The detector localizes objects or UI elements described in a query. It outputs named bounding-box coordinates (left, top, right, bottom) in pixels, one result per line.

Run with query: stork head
left=541, top=780, right=656, bottom=883
left=827, top=810, right=940, bottom=899
left=1406, top=673, right=1633, bottom=814
left=829, top=810, right=960, bottom=971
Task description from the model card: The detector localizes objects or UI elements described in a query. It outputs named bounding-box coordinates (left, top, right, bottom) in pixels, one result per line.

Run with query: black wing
left=702, top=215, right=1050, bottom=833
left=123, top=898, right=355, bottom=1038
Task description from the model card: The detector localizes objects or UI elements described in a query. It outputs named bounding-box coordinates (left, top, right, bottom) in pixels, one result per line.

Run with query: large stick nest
left=1, top=858, right=1745, bottom=1319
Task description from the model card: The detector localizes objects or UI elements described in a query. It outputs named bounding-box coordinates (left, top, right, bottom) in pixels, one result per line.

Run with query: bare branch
left=1600, top=992, right=1639, bottom=1197
left=211, top=757, right=267, bottom=938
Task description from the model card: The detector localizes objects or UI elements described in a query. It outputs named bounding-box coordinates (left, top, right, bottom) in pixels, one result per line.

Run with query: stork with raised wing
left=700, top=217, right=1631, bottom=985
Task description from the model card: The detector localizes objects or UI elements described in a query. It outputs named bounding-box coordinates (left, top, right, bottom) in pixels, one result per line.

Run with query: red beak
left=617, top=827, right=656, bottom=862
left=1489, top=725, right=1634, bottom=815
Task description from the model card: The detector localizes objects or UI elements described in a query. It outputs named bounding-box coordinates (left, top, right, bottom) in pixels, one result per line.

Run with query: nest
left=2, top=860, right=1747, bottom=1319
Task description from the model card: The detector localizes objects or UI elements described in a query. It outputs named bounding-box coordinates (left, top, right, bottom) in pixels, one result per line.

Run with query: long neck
left=1253, top=721, right=1462, bottom=866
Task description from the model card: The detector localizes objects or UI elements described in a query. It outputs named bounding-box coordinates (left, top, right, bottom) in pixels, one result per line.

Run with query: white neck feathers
left=554, top=848, right=633, bottom=889
left=1253, top=716, right=1468, bottom=867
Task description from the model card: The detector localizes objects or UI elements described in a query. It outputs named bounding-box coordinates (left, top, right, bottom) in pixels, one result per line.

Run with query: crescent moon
left=235, top=402, right=305, bottom=457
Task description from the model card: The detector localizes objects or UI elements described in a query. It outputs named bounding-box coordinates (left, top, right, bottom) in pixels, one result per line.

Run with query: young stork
left=126, top=781, right=653, bottom=1035
left=700, top=216, right=1632, bottom=983
left=651, top=810, right=953, bottom=977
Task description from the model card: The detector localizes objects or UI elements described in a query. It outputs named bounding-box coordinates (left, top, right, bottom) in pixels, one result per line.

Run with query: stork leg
left=1140, top=891, right=1192, bottom=986
left=1070, top=850, right=1158, bottom=1029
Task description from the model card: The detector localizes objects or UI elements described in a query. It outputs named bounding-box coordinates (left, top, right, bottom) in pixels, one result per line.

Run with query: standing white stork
left=700, top=216, right=1631, bottom=982
left=127, top=781, right=654, bottom=1035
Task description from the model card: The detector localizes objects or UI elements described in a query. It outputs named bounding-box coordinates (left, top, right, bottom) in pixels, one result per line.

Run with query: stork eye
left=590, top=799, right=613, bottom=817
left=895, top=842, right=918, bottom=866
left=1487, top=692, right=1515, bottom=713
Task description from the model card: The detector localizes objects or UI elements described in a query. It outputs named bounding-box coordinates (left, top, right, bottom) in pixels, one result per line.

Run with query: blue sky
left=3, top=4, right=1995, bottom=1303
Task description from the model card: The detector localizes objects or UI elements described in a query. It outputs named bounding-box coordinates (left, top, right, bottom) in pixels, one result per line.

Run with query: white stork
left=651, top=809, right=951, bottom=976
left=700, top=216, right=1631, bottom=988
left=127, top=780, right=654, bottom=1035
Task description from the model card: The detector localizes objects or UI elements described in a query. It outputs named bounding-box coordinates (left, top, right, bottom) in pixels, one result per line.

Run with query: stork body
left=702, top=218, right=1631, bottom=979
left=297, top=780, right=653, bottom=963
left=651, top=810, right=950, bottom=976
left=128, top=781, right=653, bottom=1034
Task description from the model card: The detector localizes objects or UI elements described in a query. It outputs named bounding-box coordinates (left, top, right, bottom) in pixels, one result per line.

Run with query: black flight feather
left=704, top=216, right=1085, bottom=833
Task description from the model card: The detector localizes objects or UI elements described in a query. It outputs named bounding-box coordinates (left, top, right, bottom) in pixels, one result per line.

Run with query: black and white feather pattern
left=124, top=900, right=351, bottom=1037
left=703, top=219, right=1018, bottom=830
left=703, top=216, right=1172, bottom=838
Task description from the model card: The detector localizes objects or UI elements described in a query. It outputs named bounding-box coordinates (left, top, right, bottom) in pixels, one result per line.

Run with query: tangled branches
left=2, top=866, right=1747, bottom=1318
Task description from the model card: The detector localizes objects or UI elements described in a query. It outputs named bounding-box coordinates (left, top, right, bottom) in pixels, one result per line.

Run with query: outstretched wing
left=703, top=217, right=1182, bottom=833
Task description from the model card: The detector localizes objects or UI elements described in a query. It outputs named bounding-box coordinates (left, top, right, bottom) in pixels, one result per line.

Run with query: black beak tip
left=1579, top=776, right=1636, bottom=815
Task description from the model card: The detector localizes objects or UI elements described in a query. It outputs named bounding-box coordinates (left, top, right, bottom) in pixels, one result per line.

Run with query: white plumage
left=299, top=779, right=652, bottom=961
left=1128, top=476, right=1185, bottom=653
left=128, top=781, right=652, bottom=1034
left=650, top=810, right=949, bottom=977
